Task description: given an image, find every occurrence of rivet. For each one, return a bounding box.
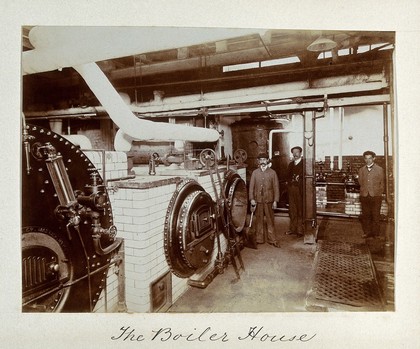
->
[67,159,72,163]
[40,189,45,193]
[44,180,49,184]
[59,138,63,142]
[40,129,44,133]
[38,168,43,172]
[53,134,57,138]
[65,141,69,145]
[47,131,51,135]
[53,193,57,197]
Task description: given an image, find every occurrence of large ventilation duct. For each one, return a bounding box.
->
[22,26,267,75]
[74,63,219,150]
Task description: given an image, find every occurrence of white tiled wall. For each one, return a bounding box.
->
[83,150,127,312]
[93,263,119,313]
[108,167,246,313]
[85,150,128,181]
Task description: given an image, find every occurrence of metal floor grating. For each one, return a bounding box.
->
[306,240,384,311]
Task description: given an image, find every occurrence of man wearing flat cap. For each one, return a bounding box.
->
[285,146,304,237]
[249,153,281,248]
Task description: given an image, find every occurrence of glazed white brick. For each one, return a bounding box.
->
[132,191,150,201]
[132,269,153,282]
[126,270,148,283]
[117,231,134,240]
[114,215,132,224]
[124,247,134,256]
[113,199,133,208]
[125,287,147,303]
[125,262,135,272]
[125,239,151,250]
[124,223,150,233]
[111,206,123,216]
[123,207,150,217]
[132,216,154,226]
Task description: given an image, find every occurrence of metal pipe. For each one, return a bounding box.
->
[74,63,220,151]
[329,107,335,171]
[23,94,390,121]
[338,107,344,170]
[268,128,290,158]
[383,103,390,204]
[115,239,127,312]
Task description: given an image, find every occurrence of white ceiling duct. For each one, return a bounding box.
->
[22,26,267,75]
[74,62,220,150]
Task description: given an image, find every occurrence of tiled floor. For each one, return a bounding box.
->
[168,213,394,313]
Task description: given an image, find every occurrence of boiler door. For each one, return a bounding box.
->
[164,179,217,278]
[223,170,248,234]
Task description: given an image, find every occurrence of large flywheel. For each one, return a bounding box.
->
[164,179,217,278]
[22,124,120,312]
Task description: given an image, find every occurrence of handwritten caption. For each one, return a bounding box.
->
[111,326,317,343]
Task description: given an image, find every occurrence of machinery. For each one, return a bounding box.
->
[22,123,122,312]
[163,149,247,284]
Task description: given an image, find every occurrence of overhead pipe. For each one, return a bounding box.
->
[329,107,335,171]
[383,102,390,203]
[24,94,390,122]
[73,63,220,151]
[23,26,266,75]
[338,106,344,170]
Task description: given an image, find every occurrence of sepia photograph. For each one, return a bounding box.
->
[1,1,420,348]
[21,26,396,314]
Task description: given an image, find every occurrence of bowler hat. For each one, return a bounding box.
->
[291,146,302,153]
[257,153,269,159]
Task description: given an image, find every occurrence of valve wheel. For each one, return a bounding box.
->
[199,148,217,168]
[233,149,247,165]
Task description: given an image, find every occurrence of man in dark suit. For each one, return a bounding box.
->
[357,150,385,238]
[285,146,304,237]
[249,153,280,248]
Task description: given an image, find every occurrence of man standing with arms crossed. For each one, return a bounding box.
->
[358,150,385,238]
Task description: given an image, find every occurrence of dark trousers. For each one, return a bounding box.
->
[288,185,303,234]
[255,202,276,244]
[360,195,382,236]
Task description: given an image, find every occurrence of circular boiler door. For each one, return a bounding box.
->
[178,190,216,269]
[164,179,216,278]
[224,170,248,234]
